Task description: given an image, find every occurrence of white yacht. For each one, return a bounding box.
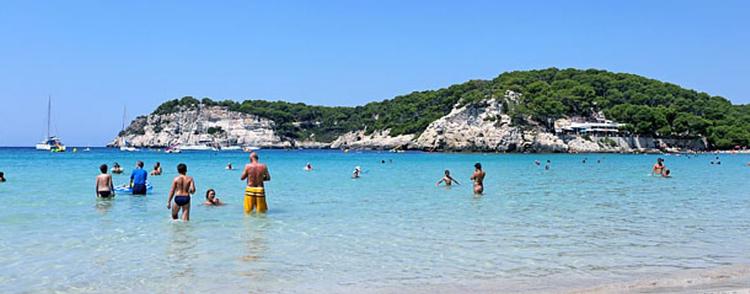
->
[35,96,66,152]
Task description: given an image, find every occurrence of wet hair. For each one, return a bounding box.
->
[0,171,4,178]
[155,162,160,167]
[444,169,450,175]
[546,160,551,163]
[205,188,215,199]
[137,161,144,168]
[664,169,671,176]
[100,164,108,173]
[474,163,482,170]
[177,163,187,174]
[114,162,120,167]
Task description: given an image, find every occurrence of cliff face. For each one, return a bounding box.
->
[110,106,289,148]
[112,92,707,152]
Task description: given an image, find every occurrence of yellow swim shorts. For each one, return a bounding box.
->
[244,187,267,213]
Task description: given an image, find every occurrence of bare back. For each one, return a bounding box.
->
[172,175,195,196]
[242,163,269,187]
[96,174,112,192]
[471,170,485,185]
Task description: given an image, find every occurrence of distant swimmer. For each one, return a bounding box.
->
[582,158,588,164]
[304,162,313,171]
[470,163,485,194]
[0,171,5,182]
[226,163,233,170]
[545,160,551,170]
[151,162,162,176]
[167,163,195,221]
[95,164,115,198]
[130,161,148,195]
[111,162,123,174]
[241,152,270,213]
[381,160,386,164]
[204,189,223,206]
[534,160,541,166]
[661,168,672,178]
[436,169,460,186]
[352,166,362,179]
[652,158,665,176]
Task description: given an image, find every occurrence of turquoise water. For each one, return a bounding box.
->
[1,148,749,293]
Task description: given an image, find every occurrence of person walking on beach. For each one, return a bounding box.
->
[130,161,148,195]
[167,163,195,221]
[652,158,665,176]
[241,152,270,213]
[151,162,162,176]
[95,164,114,198]
[470,163,485,194]
[436,169,460,186]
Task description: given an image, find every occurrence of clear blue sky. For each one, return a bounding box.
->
[1,0,748,146]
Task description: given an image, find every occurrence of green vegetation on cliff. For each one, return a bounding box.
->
[151,68,750,149]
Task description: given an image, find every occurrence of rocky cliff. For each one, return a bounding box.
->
[112,91,707,152]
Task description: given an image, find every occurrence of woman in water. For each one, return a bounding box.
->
[111,162,123,174]
[470,163,485,194]
[151,162,162,176]
[203,189,223,206]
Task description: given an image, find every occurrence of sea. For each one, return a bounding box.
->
[0,148,749,293]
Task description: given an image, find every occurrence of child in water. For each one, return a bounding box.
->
[661,169,672,178]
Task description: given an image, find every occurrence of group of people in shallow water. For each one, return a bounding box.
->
[93,152,270,221]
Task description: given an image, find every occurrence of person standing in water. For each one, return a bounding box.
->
[130,161,148,195]
[304,162,313,171]
[545,160,551,170]
[352,166,362,179]
[470,163,485,194]
[241,152,270,213]
[652,158,665,176]
[151,162,162,176]
[95,164,115,198]
[436,170,460,186]
[167,163,195,221]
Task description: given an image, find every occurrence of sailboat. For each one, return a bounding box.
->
[35,96,66,152]
[119,106,140,152]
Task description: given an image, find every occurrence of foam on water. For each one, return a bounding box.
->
[0,148,748,293]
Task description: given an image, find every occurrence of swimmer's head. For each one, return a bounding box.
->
[177,163,187,174]
[250,152,259,162]
[114,162,120,167]
[100,164,108,173]
[664,169,671,176]
[137,161,144,168]
[444,169,450,175]
[206,188,215,200]
[474,163,482,170]
[155,162,160,167]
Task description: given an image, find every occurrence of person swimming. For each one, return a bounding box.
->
[470,163,485,194]
[241,152,271,214]
[151,162,162,176]
[204,189,223,206]
[534,160,541,166]
[0,171,5,182]
[352,166,362,179]
[436,169,460,186]
[226,163,233,170]
[304,162,313,171]
[111,162,123,174]
[652,158,665,176]
[545,160,551,170]
[167,163,195,221]
[95,164,115,198]
[661,168,672,178]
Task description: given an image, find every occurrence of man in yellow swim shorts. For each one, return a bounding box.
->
[241,152,271,213]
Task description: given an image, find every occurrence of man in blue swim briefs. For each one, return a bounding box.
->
[130,161,148,195]
[167,163,195,221]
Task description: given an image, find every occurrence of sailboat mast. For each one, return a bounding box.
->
[47,96,51,138]
[122,106,126,131]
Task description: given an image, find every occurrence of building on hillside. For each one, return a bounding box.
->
[554,117,623,136]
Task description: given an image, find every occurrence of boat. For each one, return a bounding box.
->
[114,183,154,193]
[35,96,66,152]
[181,144,217,151]
[165,145,181,153]
[221,146,242,151]
[243,146,261,152]
[118,107,140,152]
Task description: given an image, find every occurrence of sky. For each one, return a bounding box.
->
[0,0,748,146]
